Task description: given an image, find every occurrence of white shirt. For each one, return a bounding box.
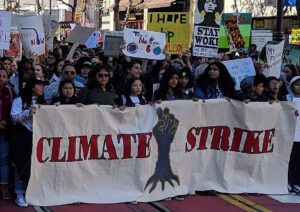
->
[11,97,37,132]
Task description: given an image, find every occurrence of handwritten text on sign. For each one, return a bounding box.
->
[148,12,190,55]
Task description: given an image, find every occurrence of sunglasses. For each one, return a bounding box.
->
[64,71,76,75]
[97,73,109,78]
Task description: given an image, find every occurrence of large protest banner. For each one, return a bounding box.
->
[264,41,285,78]
[222,58,256,90]
[15,15,46,56]
[147,12,190,55]
[218,13,252,51]
[193,0,224,57]
[0,11,12,50]
[122,28,166,60]
[282,44,300,66]
[27,100,296,206]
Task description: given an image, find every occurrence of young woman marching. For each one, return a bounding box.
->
[10,77,47,207]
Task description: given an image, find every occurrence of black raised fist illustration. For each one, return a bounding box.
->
[144,107,180,193]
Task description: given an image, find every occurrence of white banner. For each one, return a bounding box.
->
[27,100,296,206]
[193,0,224,57]
[16,16,45,56]
[0,11,12,50]
[222,58,256,90]
[122,28,166,60]
[265,41,285,78]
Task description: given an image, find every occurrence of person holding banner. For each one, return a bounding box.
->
[118,77,147,107]
[0,66,13,200]
[52,79,81,106]
[10,77,47,207]
[194,62,236,99]
[77,64,116,106]
[178,67,195,100]
[153,66,183,101]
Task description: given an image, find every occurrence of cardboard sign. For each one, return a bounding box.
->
[222,58,256,90]
[42,15,53,52]
[218,13,252,51]
[290,28,300,45]
[251,30,273,52]
[0,11,12,50]
[282,44,300,66]
[104,36,123,58]
[122,28,166,60]
[4,28,22,59]
[264,41,285,78]
[193,0,224,57]
[147,12,190,55]
[66,26,98,48]
[16,15,46,56]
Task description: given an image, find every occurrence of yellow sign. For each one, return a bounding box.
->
[291,28,300,45]
[147,12,191,55]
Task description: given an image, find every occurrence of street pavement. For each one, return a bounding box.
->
[1,194,300,211]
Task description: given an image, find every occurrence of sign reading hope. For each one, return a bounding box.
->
[148,12,190,55]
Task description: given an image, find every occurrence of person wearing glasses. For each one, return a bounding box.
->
[77,64,116,105]
[44,63,84,104]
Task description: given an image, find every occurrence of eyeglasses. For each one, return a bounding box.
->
[64,71,76,75]
[97,73,109,78]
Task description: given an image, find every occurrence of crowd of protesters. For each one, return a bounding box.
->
[0,40,299,207]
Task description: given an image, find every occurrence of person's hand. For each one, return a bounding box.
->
[155,100,162,104]
[120,41,126,50]
[224,97,231,102]
[243,99,251,104]
[295,110,299,117]
[192,97,199,102]
[54,102,60,107]
[76,103,84,107]
[119,106,127,111]
[29,106,37,118]
[0,120,7,130]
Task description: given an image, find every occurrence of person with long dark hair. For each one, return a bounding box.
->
[153,66,183,101]
[52,79,80,105]
[195,62,236,99]
[10,77,47,207]
[197,0,224,27]
[78,64,116,105]
[0,66,13,200]
[49,59,65,83]
[118,77,147,107]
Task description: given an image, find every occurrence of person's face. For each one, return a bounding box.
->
[91,58,100,65]
[179,77,189,88]
[107,58,114,68]
[131,79,143,96]
[252,83,264,96]
[128,63,142,78]
[11,61,17,73]
[0,70,8,87]
[293,80,300,95]
[32,84,44,96]
[204,0,217,13]
[96,69,109,87]
[47,55,56,65]
[23,66,34,81]
[2,60,11,71]
[57,61,64,74]
[61,83,75,98]
[81,66,91,78]
[208,64,220,80]
[63,66,76,80]
[168,74,178,88]
[34,65,44,79]
[283,67,293,80]
[267,80,280,94]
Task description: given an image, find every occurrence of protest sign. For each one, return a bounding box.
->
[218,13,252,51]
[222,58,256,90]
[193,0,224,57]
[104,36,123,58]
[16,15,45,56]
[122,28,166,60]
[27,100,296,206]
[147,12,190,55]
[66,26,99,48]
[3,27,22,59]
[282,44,300,66]
[42,15,53,52]
[264,41,285,78]
[290,28,300,45]
[251,30,273,52]
[0,11,12,50]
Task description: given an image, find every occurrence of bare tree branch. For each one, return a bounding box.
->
[58,0,75,10]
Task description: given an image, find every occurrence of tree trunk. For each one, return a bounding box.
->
[114,0,120,30]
